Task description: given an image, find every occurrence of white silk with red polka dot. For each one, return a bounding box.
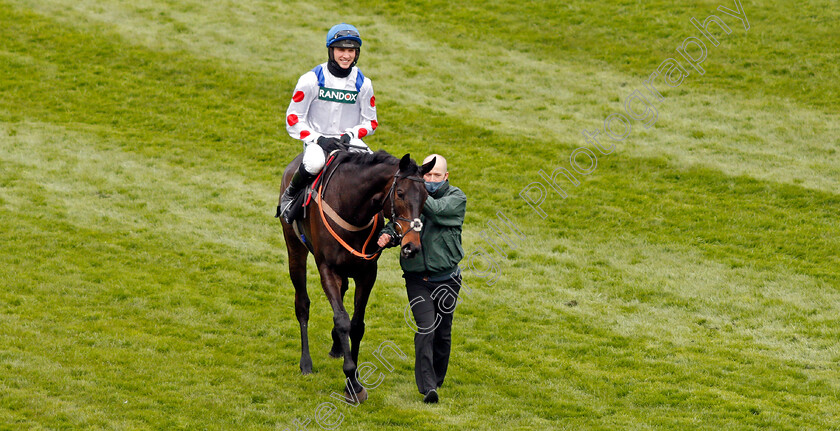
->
[285,62,377,148]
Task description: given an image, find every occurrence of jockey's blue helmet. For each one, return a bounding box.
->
[326,23,362,49]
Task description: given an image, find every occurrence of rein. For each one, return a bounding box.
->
[316,154,425,260]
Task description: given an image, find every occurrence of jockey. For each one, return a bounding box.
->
[278,23,378,223]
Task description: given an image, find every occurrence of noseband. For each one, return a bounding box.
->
[384,170,425,242]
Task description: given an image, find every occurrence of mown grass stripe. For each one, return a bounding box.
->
[6,1,840,193]
[353,0,840,112]
[2,1,839,429]
[0,3,280,173]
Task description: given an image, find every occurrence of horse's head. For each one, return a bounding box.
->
[385,154,436,259]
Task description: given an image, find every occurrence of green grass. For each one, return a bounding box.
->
[1,0,839,429]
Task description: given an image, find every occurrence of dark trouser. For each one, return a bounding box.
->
[404,273,461,394]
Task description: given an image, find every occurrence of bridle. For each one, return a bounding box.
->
[382,170,425,243]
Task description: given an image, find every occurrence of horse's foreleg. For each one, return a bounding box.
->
[350,268,376,368]
[318,264,364,397]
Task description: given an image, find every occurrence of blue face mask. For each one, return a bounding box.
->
[425,180,445,194]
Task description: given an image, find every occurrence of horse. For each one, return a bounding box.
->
[279,148,435,402]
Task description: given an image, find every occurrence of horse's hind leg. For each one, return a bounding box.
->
[283,223,312,374]
[329,276,349,358]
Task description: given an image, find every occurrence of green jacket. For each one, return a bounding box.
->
[382,180,466,278]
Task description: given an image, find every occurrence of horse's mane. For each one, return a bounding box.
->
[340,149,397,166]
[339,149,420,173]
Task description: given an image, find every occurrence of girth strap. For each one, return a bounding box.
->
[312,189,376,232]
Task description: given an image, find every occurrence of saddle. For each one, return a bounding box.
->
[285,145,374,253]
[275,139,370,220]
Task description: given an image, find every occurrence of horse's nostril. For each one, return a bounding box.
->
[401,243,422,258]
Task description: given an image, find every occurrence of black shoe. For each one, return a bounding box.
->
[278,166,316,223]
[423,389,438,404]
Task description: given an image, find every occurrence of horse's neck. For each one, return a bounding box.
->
[328,161,395,226]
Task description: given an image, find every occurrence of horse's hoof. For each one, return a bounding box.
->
[344,387,368,404]
[300,361,313,375]
[328,350,343,359]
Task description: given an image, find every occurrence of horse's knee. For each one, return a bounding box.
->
[295,297,310,321]
[295,295,310,307]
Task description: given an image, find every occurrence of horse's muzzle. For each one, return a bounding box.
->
[401,242,421,259]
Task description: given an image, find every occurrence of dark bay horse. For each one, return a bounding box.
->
[279,149,434,402]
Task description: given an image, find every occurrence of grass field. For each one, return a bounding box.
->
[1,0,839,429]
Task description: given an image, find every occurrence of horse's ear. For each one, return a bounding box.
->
[420,157,436,176]
[399,154,411,172]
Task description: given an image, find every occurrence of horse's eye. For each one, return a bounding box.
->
[396,190,405,199]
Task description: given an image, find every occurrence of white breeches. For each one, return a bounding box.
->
[302,143,325,175]
[301,139,370,175]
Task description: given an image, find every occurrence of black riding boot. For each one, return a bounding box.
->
[277,165,317,223]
